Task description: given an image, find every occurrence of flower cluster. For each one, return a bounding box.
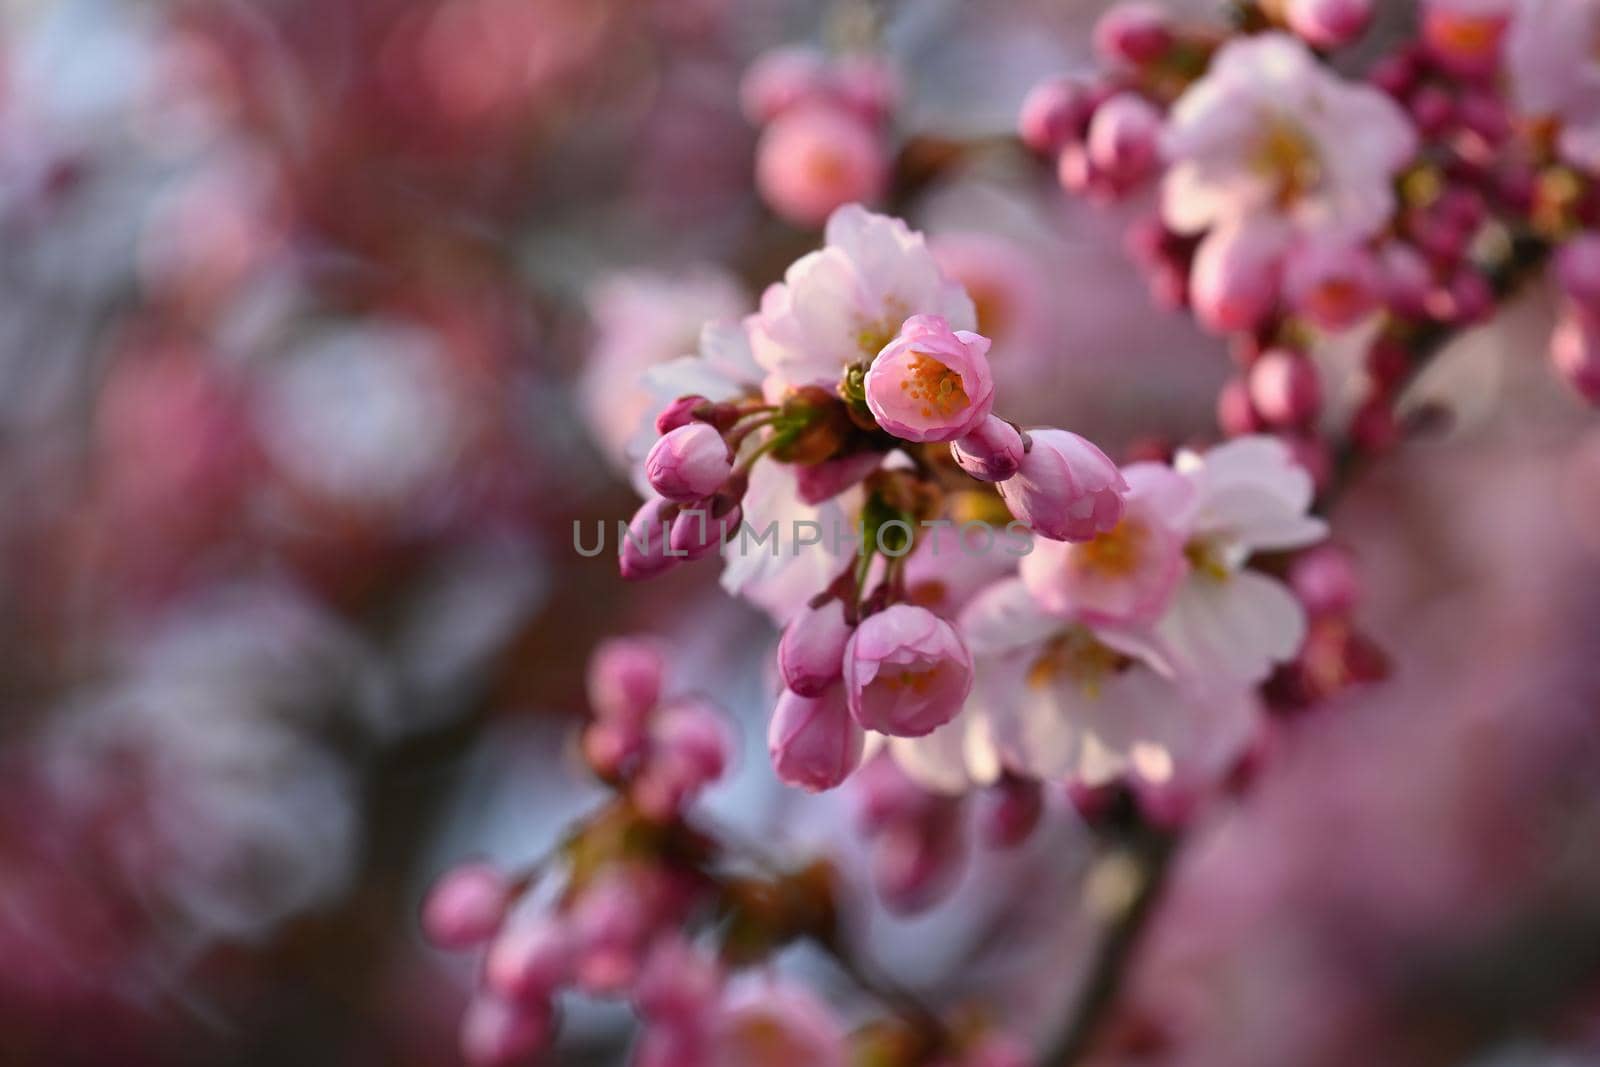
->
[424,638,1026,1067]
[743,47,899,228]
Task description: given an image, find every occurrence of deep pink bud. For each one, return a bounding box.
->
[1289,544,1361,616]
[865,314,995,443]
[1249,349,1322,427]
[655,394,711,436]
[1556,236,1600,315]
[1286,0,1373,48]
[633,935,723,1025]
[1458,88,1511,141]
[1284,235,1382,331]
[569,876,649,994]
[997,428,1127,542]
[756,104,887,229]
[1018,77,1094,155]
[485,914,573,1005]
[1093,2,1173,66]
[1216,376,1265,438]
[1380,241,1434,319]
[586,637,665,727]
[1190,225,1286,334]
[422,862,511,949]
[669,499,742,560]
[646,423,732,504]
[633,699,732,819]
[778,599,852,697]
[831,53,900,123]
[1552,311,1600,405]
[843,604,973,737]
[620,498,683,582]
[769,684,865,792]
[1409,84,1457,138]
[1086,92,1162,189]
[460,996,555,1067]
[952,415,1025,482]
[1350,395,1400,452]
[740,46,829,124]
[979,777,1044,848]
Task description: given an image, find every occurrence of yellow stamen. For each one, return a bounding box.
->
[1251,117,1322,209]
[1027,629,1130,699]
[1184,540,1231,582]
[1074,520,1148,579]
[897,352,970,419]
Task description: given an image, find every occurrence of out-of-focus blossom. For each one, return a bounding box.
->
[1161,34,1417,240]
[1286,0,1375,49]
[1423,0,1513,79]
[1507,0,1600,172]
[756,104,888,229]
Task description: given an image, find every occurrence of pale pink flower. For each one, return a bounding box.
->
[645,422,733,503]
[768,684,866,791]
[778,599,852,697]
[952,415,1025,482]
[864,314,995,442]
[748,205,975,400]
[1161,34,1417,240]
[844,604,974,737]
[1507,0,1600,173]
[1019,462,1194,628]
[997,429,1128,542]
[755,104,888,229]
[1156,437,1328,684]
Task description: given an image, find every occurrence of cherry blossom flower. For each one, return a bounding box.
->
[1505,0,1600,173]
[748,205,976,400]
[844,604,975,738]
[864,314,996,442]
[1161,34,1417,241]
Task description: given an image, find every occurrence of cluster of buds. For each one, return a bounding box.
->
[426,638,1034,1065]
[742,46,899,228]
[1265,544,1390,711]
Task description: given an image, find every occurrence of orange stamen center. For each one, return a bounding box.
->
[899,352,970,420]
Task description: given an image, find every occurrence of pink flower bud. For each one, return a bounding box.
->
[1216,376,1266,437]
[1093,2,1173,66]
[1286,0,1373,48]
[979,777,1044,848]
[795,451,882,505]
[864,314,995,443]
[778,599,852,697]
[768,684,866,791]
[1191,225,1286,335]
[485,914,573,1005]
[1086,92,1162,188]
[756,104,887,229]
[460,995,555,1067]
[655,394,711,436]
[634,935,723,1025]
[1284,235,1382,332]
[1018,76,1094,155]
[422,862,511,949]
[952,414,1026,482]
[1556,236,1600,315]
[646,423,732,504]
[1380,241,1434,319]
[1248,349,1322,427]
[633,699,732,819]
[740,46,829,124]
[620,498,683,582]
[1289,544,1361,616]
[844,604,973,737]
[1552,311,1600,405]
[997,429,1127,542]
[831,54,900,123]
[569,876,649,994]
[669,499,742,560]
[582,719,646,779]
[586,637,665,727]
